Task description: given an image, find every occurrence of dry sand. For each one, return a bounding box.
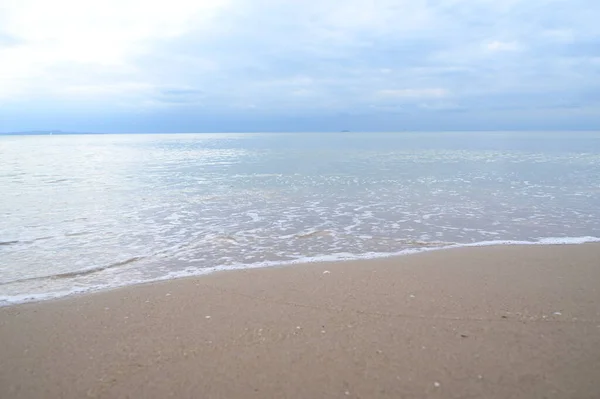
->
[1,244,600,398]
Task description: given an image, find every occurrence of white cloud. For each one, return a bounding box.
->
[320,0,436,35]
[0,0,229,100]
[377,88,448,98]
[485,40,521,52]
[541,29,575,43]
[64,82,155,96]
[291,89,315,97]
[1,0,599,130]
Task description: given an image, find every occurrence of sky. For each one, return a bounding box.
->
[1,0,599,133]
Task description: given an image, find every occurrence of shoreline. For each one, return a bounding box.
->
[2,243,600,398]
[2,235,600,307]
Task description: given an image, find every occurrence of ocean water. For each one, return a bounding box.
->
[1,132,599,304]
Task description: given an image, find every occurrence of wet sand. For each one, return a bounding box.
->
[1,244,600,398]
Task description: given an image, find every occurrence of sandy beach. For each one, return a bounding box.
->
[1,244,599,398]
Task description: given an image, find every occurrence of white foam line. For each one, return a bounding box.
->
[1,235,599,306]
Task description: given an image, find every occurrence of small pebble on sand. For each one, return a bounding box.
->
[323,270,331,274]
[434,382,441,388]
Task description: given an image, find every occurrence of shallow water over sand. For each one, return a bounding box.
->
[1,132,600,303]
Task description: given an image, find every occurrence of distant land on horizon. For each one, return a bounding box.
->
[0,130,96,136]
[0,130,360,136]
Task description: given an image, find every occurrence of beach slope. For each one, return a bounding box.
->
[1,244,600,398]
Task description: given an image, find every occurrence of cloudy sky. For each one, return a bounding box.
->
[1,0,599,132]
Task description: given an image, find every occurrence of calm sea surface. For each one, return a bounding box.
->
[1,132,599,304]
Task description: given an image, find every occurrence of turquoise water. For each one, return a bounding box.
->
[1,132,599,303]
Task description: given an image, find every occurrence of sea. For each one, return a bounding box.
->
[1,131,599,305]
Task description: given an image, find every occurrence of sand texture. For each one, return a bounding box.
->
[1,244,600,398]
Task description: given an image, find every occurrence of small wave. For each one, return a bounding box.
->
[246,212,262,222]
[461,236,600,247]
[216,235,239,244]
[0,256,145,286]
[22,236,55,244]
[64,231,92,237]
[2,236,600,306]
[404,240,454,248]
[2,236,57,246]
[55,257,145,278]
[295,230,332,239]
[62,217,88,223]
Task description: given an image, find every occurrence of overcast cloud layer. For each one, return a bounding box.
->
[1,0,599,132]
